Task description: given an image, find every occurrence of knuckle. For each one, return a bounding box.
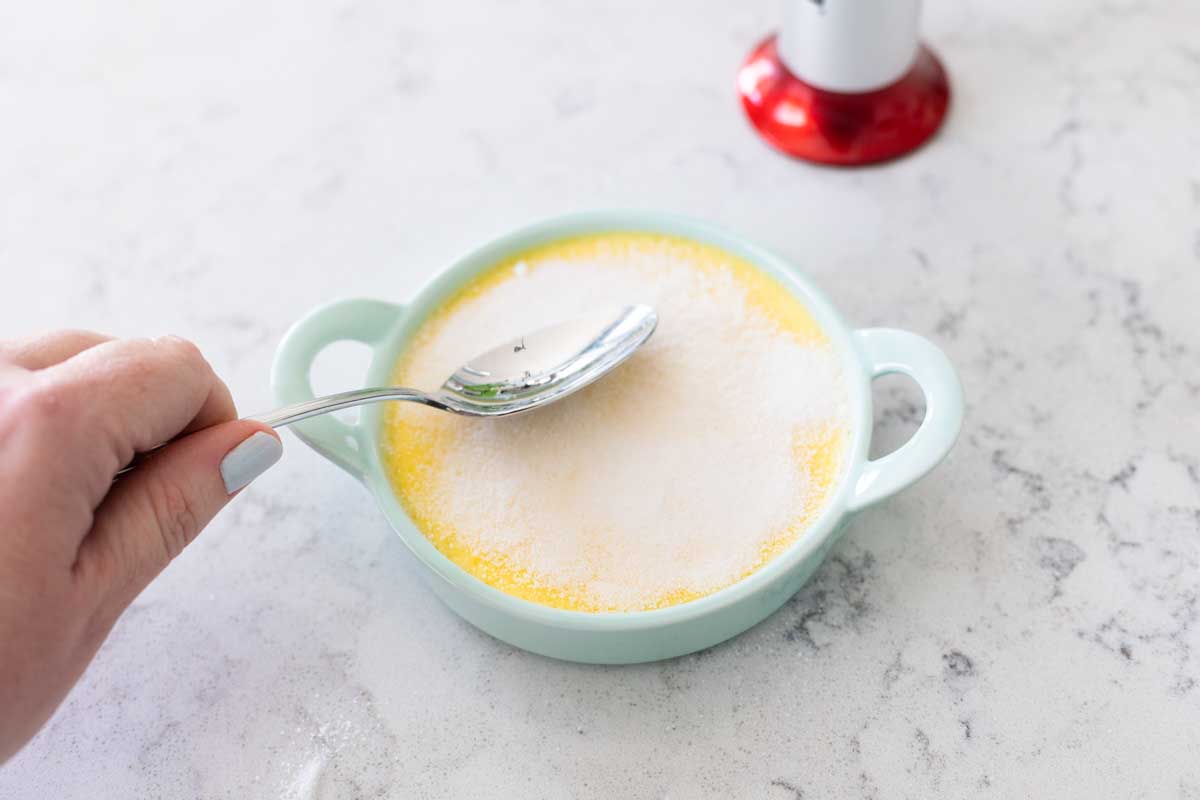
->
[1,378,74,429]
[121,335,211,391]
[118,337,159,379]
[146,476,201,564]
[0,379,103,472]
[159,334,227,400]
[155,335,207,369]
[154,335,219,391]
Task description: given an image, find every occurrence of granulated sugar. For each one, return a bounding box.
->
[382,233,849,612]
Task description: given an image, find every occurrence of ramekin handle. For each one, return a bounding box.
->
[270,298,404,481]
[848,328,964,512]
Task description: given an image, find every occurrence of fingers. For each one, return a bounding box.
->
[75,420,282,619]
[0,330,113,370]
[37,336,238,489]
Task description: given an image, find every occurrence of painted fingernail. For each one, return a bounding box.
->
[220,431,283,494]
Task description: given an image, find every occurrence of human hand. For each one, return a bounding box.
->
[0,331,282,762]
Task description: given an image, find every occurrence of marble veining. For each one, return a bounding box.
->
[1,0,1198,797]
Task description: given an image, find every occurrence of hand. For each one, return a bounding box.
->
[0,331,282,762]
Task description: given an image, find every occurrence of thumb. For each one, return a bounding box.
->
[77,420,282,616]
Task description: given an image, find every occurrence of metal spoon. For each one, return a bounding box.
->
[115,305,657,476]
[255,303,658,425]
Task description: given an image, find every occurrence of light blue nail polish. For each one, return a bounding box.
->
[220,431,283,494]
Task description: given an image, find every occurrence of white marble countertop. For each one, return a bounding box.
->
[2,0,1199,796]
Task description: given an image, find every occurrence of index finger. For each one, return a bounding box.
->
[38,336,238,493]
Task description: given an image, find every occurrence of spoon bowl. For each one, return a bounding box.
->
[438,304,658,416]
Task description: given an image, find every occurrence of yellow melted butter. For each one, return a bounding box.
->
[382,232,846,612]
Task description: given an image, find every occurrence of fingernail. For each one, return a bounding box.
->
[220,431,283,494]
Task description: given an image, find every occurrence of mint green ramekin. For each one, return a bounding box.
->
[271,211,963,664]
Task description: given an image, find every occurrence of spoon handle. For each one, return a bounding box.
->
[248,386,433,427]
[114,387,434,477]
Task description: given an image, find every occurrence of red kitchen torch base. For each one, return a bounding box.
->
[737,36,950,166]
